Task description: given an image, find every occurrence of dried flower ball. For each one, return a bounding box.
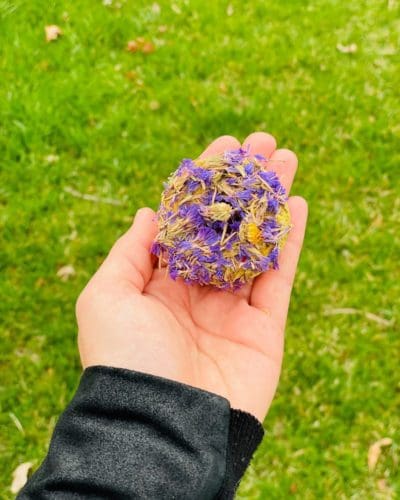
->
[151,147,292,290]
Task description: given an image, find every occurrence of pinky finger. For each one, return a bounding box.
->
[250,196,308,331]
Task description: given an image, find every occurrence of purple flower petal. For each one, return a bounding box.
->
[224,147,249,166]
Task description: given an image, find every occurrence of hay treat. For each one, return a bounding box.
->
[151,148,291,290]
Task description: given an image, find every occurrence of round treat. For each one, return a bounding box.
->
[151,148,291,290]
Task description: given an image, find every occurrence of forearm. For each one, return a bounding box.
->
[18,366,264,499]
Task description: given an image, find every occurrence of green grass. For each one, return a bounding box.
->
[1,0,399,497]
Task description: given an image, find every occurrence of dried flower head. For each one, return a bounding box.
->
[152,148,291,290]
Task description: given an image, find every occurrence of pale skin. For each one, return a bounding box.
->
[77,132,308,422]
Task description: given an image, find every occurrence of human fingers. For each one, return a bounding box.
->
[250,196,308,332]
[242,131,277,159]
[267,148,298,194]
[101,207,158,291]
[199,135,241,158]
[242,132,298,195]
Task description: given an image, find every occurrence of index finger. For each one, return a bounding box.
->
[242,132,298,194]
[199,135,241,158]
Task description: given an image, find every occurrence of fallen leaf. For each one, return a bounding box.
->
[45,25,62,42]
[368,437,393,471]
[142,41,155,54]
[226,4,234,16]
[149,100,160,110]
[125,70,138,81]
[127,40,139,53]
[152,2,161,14]
[158,25,168,33]
[127,39,155,54]
[10,462,33,494]
[57,264,75,281]
[336,42,357,54]
[289,483,298,494]
[44,154,59,163]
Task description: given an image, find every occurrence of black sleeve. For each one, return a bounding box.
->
[18,366,264,500]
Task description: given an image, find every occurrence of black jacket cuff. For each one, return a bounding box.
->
[19,365,264,499]
[216,409,265,498]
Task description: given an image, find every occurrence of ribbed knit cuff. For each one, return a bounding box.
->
[216,408,264,499]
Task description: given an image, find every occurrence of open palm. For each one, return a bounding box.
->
[77,133,307,421]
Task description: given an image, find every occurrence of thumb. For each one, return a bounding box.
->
[102,207,158,291]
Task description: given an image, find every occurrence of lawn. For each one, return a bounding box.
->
[1,0,399,497]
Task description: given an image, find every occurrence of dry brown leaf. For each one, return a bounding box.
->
[337,43,357,54]
[45,25,62,42]
[125,70,138,80]
[142,41,155,54]
[368,437,393,471]
[127,39,155,54]
[57,264,75,281]
[152,2,161,14]
[127,40,139,53]
[149,100,160,111]
[10,462,33,494]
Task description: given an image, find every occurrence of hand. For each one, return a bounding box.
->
[76,133,308,422]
